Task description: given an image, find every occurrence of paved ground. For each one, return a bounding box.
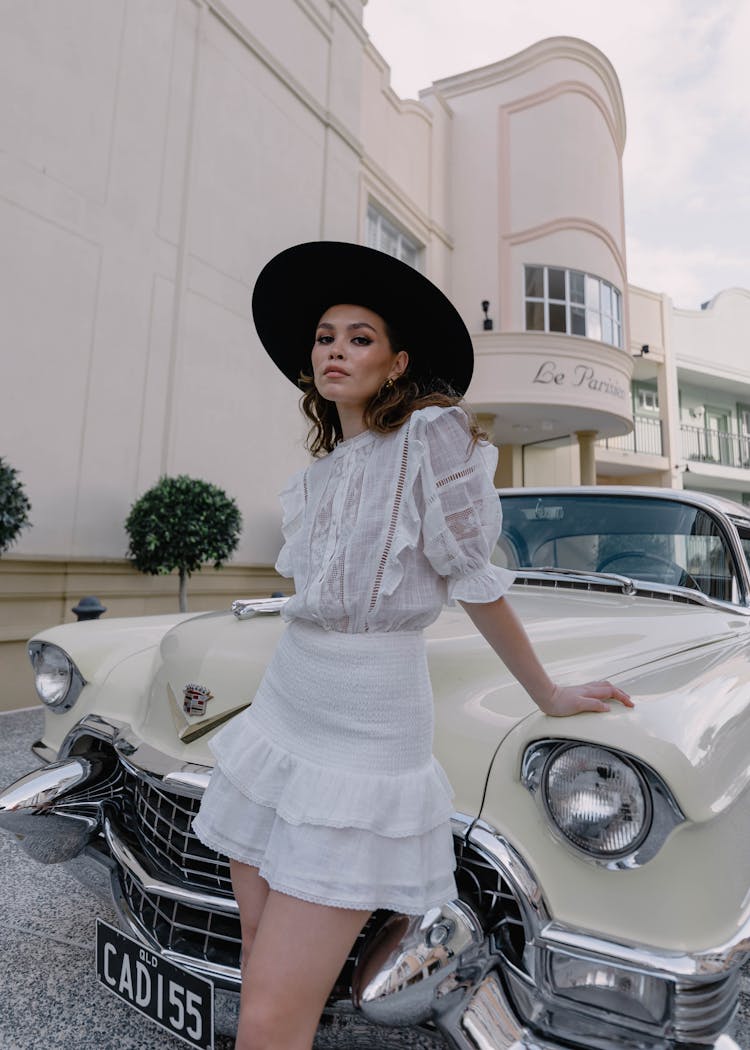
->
[1,707,749,1049]
[0,708,233,1050]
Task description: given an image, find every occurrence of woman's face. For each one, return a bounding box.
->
[311,304,408,414]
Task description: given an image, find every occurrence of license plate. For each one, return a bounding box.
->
[96,919,214,1049]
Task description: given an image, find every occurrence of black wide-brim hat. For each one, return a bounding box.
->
[251,241,474,396]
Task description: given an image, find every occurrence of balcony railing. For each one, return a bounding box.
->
[598,415,663,456]
[681,424,750,470]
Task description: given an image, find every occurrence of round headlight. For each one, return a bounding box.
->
[28,642,84,711]
[543,744,651,858]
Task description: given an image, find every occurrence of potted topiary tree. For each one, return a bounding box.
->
[125,475,242,612]
[0,458,32,555]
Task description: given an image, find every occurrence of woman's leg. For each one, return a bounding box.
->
[233,884,370,1050]
[231,860,274,1049]
[230,860,271,986]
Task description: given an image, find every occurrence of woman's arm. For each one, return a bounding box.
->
[459,595,633,716]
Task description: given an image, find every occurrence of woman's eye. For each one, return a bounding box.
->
[316,334,333,344]
[352,336,372,346]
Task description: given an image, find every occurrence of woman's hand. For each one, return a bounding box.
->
[533,680,634,717]
[460,596,634,717]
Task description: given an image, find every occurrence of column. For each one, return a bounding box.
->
[576,430,598,485]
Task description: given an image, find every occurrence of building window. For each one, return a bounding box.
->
[634,383,659,413]
[367,203,421,268]
[524,265,623,349]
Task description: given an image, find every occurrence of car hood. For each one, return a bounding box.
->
[131,586,750,817]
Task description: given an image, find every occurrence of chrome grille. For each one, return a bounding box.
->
[131,774,233,894]
[122,870,241,969]
[454,834,527,971]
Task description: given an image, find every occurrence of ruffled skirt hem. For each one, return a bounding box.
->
[210,727,454,838]
[192,768,457,915]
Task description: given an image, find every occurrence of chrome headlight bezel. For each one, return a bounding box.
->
[521,740,685,869]
[27,641,86,713]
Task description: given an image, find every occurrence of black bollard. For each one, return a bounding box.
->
[72,596,107,621]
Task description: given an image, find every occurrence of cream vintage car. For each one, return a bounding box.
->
[2,486,750,1050]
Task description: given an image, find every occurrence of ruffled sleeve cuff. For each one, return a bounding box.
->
[274,468,307,579]
[446,564,516,606]
[274,548,295,578]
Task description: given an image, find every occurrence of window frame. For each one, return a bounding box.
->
[366,202,422,269]
[524,264,623,349]
[633,381,660,415]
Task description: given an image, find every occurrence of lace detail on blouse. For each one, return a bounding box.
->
[369,428,410,618]
[277,406,515,633]
[435,464,478,488]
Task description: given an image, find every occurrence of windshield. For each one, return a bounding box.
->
[493,494,739,603]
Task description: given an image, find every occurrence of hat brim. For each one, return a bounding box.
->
[251,242,473,396]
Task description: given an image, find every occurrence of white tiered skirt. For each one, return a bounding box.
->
[192,619,457,913]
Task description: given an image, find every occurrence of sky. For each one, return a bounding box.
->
[362,0,750,309]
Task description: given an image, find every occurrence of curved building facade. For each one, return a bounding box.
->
[420,38,633,484]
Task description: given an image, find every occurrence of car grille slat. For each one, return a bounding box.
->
[128,773,234,894]
[122,870,243,967]
[453,834,527,970]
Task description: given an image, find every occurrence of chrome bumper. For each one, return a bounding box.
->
[0,716,746,1050]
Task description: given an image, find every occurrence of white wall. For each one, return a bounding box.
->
[673,289,750,383]
[1,0,371,564]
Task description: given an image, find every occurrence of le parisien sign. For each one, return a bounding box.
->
[532,359,627,402]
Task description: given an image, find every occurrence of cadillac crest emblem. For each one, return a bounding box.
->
[183,682,214,717]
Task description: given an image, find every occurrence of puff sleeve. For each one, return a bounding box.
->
[413,407,515,604]
[274,467,308,579]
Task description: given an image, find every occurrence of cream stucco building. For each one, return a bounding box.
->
[1,0,747,708]
[599,287,750,503]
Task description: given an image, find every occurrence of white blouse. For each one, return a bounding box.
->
[275,405,515,634]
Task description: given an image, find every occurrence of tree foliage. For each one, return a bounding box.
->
[0,458,32,555]
[125,475,242,611]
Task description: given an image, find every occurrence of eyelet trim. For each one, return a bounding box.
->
[435,464,478,488]
[368,426,411,619]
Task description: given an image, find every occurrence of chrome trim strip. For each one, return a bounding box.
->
[467,823,550,927]
[158,950,241,988]
[103,817,239,915]
[450,812,473,840]
[60,713,127,758]
[114,740,211,800]
[163,769,212,794]
[459,971,561,1050]
[231,596,289,618]
[517,567,638,595]
[512,569,750,614]
[31,740,57,763]
[540,923,750,981]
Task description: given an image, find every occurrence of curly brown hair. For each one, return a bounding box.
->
[298,321,485,457]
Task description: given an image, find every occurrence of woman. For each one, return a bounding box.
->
[193,241,633,1050]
